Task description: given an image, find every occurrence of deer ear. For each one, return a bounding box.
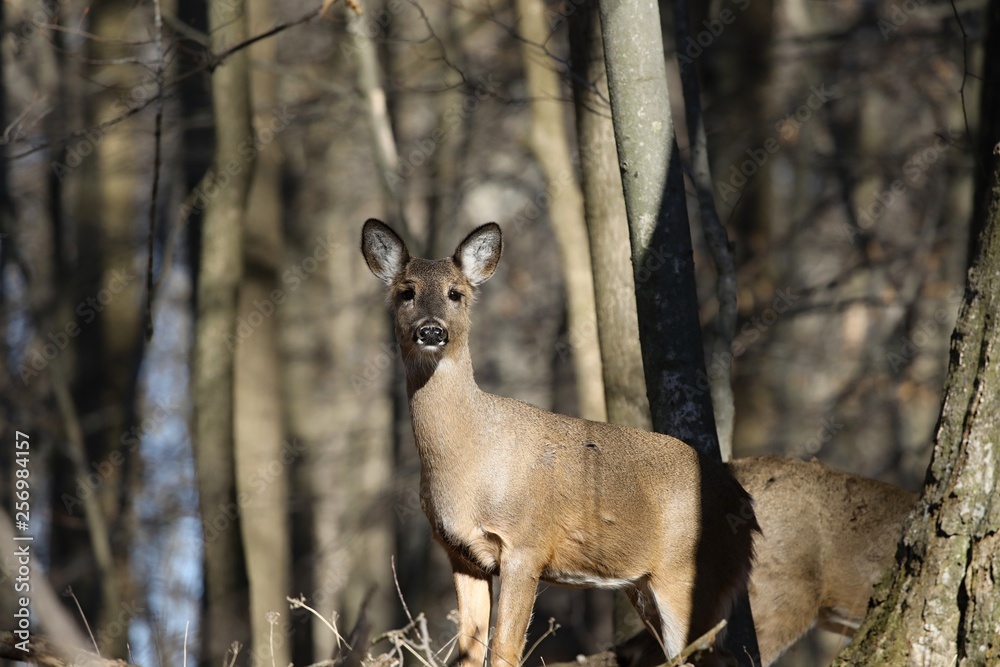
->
[454,223,503,286]
[362,219,409,284]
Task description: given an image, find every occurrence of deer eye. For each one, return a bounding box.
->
[400,288,415,301]
[448,289,463,302]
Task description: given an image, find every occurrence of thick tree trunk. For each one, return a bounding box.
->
[596,1,759,662]
[515,0,606,422]
[596,0,718,452]
[193,0,255,662]
[833,27,1000,662]
[568,0,650,432]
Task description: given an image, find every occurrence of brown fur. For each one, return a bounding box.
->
[728,457,916,666]
[362,219,759,667]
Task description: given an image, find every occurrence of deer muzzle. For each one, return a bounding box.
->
[414,320,449,348]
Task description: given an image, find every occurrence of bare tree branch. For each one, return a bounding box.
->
[9,7,321,161]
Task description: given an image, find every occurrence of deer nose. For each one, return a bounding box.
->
[416,324,448,346]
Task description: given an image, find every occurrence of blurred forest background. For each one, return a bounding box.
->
[0,0,990,665]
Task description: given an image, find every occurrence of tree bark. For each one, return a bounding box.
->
[515,0,606,422]
[673,0,738,461]
[596,0,718,453]
[568,0,651,432]
[596,1,759,662]
[832,19,1000,662]
[232,0,291,660]
[193,0,255,662]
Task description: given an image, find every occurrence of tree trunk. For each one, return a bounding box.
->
[50,0,146,654]
[232,0,291,660]
[193,0,255,662]
[673,0,738,461]
[515,0,606,422]
[596,0,717,452]
[568,0,650,432]
[596,0,759,662]
[833,18,1000,662]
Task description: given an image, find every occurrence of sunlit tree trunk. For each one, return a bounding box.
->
[596,0,759,661]
[568,0,650,432]
[515,0,606,422]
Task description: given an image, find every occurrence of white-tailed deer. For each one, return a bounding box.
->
[362,219,759,667]
[727,457,916,666]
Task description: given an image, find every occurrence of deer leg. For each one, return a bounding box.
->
[450,554,493,667]
[491,552,540,667]
[625,578,685,660]
[644,576,692,662]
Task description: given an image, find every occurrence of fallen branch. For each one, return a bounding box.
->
[545,620,728,667]
[0,632,138,667]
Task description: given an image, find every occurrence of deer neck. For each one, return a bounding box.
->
[406,345,482,462]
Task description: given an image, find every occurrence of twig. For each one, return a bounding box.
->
[948,0,972,149]
[370,617,419,646]
[268,612,279,667]
[225,641,242,667]
[394,634,437,667]
[10,8,320,161]
[415,614,437,666]
[64,587,100,656]
[31,21,156,45]
[391,556,415,624]
[209,7,322,71]
[145,0,166,341]
[183,620,189,667]
[0,96,48,145]
[433,629,458,663]
[664,619,727,667]
[154,170,210,295]
[347,9,412,246]
[521,617,560,666]
[50,364,117,586]
[288,595,352,651]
